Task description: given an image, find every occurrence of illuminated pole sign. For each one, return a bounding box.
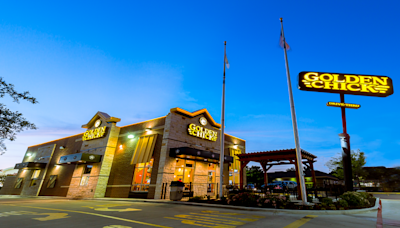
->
[298,72,394,97]
[298,71,393,192]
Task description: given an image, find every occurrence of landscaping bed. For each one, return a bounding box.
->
[188,191,376,210]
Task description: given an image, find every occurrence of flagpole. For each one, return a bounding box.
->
[280,18,307,205]
[219,41,226,199]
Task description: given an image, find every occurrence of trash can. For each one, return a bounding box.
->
[170,181,185,201]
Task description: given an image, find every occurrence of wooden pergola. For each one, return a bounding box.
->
[237,149,317,197]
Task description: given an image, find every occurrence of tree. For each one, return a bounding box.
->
[286,167,296,172]
[246,166,264,187]
[0,78,38,154]
[0,174,6,186]
[325,149,367,187]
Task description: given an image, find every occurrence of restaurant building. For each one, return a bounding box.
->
[0,108,245,199]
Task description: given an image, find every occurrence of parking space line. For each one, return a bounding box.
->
[283,215,318,228]
[12,205,171,228]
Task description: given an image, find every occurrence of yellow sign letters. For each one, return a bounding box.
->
[82,126,107,141]
[188,124,218,142]
[298,72,393,97]
[327,102,361,109]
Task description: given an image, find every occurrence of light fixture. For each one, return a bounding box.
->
[178,168,181,171]
[26,153,32,156]
[233,144,238,149]
[128,135,134,139]
[188,175,190,177]
[119,145,123,149]
[145,128,152,132]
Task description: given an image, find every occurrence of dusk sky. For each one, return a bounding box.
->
[0,1,398,173]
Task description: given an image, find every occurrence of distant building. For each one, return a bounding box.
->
[268,170,340,188]
[360,166,400,191]
[0,167,18,176]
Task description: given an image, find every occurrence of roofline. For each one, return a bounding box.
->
[28,133,83,148]
[224,133,246,142]
[119,116,167,128]
[170,107,221,128]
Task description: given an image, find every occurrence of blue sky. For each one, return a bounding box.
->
[0,1,399,173]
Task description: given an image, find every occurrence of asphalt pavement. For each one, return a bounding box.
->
[0,197,399,228]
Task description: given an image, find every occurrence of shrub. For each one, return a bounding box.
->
[258,192,290,208]
[228,192,259,207]
[189,196,202,202]
[220,196,226,202]
[337,199,349,208]
[340,192,370,207]
[321,198,333,205]
[358,192,370,199]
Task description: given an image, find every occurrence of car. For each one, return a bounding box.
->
[246,183,255,190]
[268,181,297,189]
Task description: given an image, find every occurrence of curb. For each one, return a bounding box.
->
[84,197,380,215]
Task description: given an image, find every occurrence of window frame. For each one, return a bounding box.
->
[131,159,154,192]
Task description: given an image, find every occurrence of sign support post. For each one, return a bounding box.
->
[339,94,353,192]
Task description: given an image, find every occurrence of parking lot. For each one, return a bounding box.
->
[1,197,399,228]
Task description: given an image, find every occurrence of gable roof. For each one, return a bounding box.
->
[170,107,221,128]
[81,111,121,129]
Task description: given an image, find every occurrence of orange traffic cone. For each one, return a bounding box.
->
[376,199,382,228]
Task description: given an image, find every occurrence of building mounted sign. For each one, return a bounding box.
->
[327,102,361,109]
[82,126,107,141]
[188,124,218,141]
[298,71,394,97]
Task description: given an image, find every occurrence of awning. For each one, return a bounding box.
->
[169,147,233,164]
[59,153,102,164]
[131,134,158,165]
[14,162,47,169]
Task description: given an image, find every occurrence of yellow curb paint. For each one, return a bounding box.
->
[284,215,318,228]
[13,205,171,228]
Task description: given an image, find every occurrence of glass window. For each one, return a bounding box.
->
[80,165,92,186]
[131,159,153,191]
[84,165,93,174]
[207,163,216,193]
[229,168,239,187]
[14,178,23,189]
[80,176,90,186]
[47,175,57,188]
[32,170,41,179]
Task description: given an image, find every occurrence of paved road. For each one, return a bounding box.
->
[0,198,399,228]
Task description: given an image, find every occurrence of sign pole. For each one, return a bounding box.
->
[219,41,226,199]
[339,94,353,192]
[280,18,307,205]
